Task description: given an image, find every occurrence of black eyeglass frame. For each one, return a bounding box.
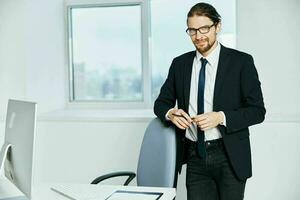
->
[186,23,217,36]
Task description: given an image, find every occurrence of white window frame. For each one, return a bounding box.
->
[64,0,152,109]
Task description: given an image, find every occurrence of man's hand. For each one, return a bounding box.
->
[192,112,224,131]
[168,109,193,130]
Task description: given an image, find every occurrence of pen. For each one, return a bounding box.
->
[172,113,194,119]
[172,113,195,125]
[172,113,183,117]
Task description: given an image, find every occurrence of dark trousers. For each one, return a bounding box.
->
[186,139,246,200]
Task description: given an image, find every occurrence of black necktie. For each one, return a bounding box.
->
[197,57,208,158]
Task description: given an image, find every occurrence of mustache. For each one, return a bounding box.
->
[195,38,209,42]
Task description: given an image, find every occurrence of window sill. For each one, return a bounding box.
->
[38,108,156,122]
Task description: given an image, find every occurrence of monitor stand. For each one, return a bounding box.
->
[0,144,11,172]
[0,144,28,200]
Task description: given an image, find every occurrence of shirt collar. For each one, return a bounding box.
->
[196,42,221,67]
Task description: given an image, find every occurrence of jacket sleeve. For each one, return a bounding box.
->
[154,59,177,124]
[224,55,266,133]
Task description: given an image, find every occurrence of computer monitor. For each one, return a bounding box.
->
[0,99,37,199]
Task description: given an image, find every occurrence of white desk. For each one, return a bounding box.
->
[0,178,176,200]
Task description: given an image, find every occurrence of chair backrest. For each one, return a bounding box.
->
[136,118,176,188]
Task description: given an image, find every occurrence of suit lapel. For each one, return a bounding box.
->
[213,45,231,108]
[183,51,196,111]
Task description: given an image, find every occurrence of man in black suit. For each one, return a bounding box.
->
[154,2,266,200]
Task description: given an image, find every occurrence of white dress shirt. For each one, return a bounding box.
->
[166,42,226,142]
[186,42,224,142]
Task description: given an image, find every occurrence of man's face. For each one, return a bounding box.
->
[187,16,220,56]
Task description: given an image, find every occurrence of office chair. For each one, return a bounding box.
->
[91,118,177,188]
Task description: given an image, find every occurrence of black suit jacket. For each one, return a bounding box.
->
[154,44,266,181]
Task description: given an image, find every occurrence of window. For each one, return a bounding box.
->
[66,0,236,107]
[68,3,144,102]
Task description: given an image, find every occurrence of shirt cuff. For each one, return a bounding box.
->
[165,108,174,121]
[219,111,227,126]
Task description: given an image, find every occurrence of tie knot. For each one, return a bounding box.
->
[200,57,208,66]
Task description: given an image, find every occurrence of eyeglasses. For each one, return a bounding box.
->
[186,23,216,36]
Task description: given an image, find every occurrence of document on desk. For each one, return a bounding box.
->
[105,190,163,200]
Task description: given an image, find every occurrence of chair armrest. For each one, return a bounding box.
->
[91,171,136,186]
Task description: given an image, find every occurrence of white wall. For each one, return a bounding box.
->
[235,0,300,199]
[0,0,300,199]
[34,118,151,184]
[0,0,66,117]
[237,0,300,118]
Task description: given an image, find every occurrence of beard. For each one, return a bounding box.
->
[194,37,216,55]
